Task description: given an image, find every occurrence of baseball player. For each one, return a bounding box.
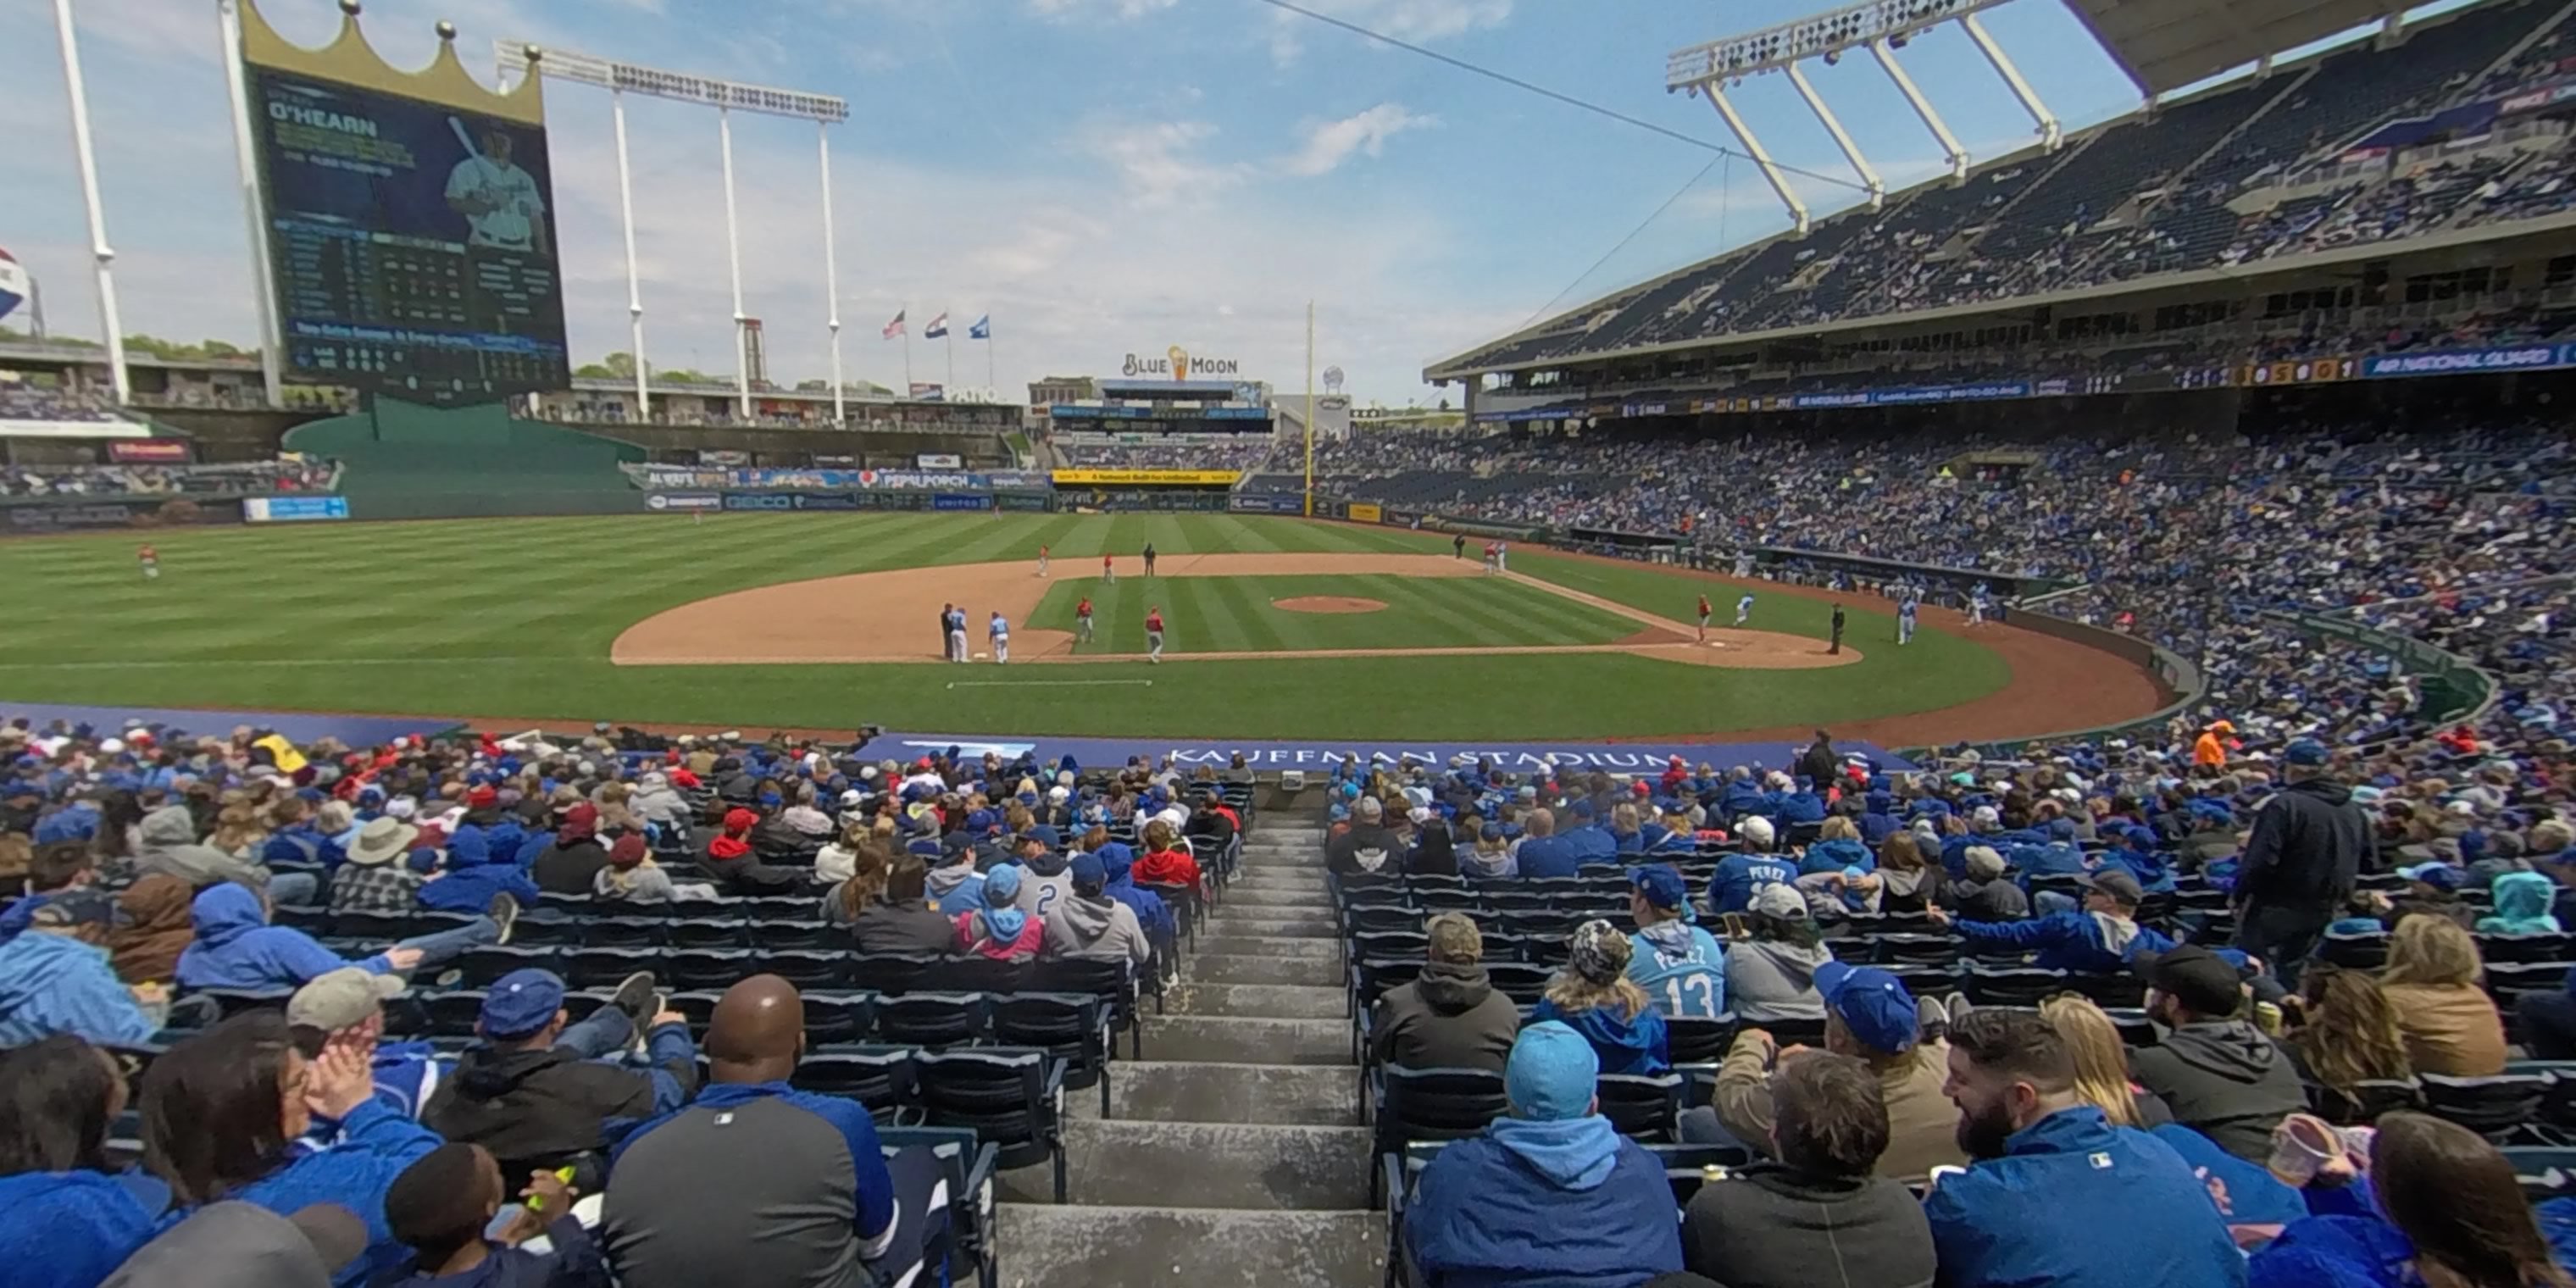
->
[1452,532,1467,559]
[1733,551,1754,578]
[945,605,968,663]
[1076,596,1095,643]
[1968,581,1990,627]
[1496,540,1508,572]
[1037,544,1050,577]
[1145,605,1165,664]
[1102,552,1116,584]
[1482,541,1499,575]
[989,611,1010,663]
[137,543,158,581]
[1734,593,1754,627]
[1696,593,1712,643]
[1897,595,1918,646]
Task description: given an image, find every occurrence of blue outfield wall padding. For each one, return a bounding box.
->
[864,732,1917,774]
[0,701,452,748]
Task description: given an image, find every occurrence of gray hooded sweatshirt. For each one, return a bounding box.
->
[1042,891,1152,964]
[135,805,273,891]
[1724,938,1833,1023]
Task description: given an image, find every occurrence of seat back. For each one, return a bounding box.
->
[1596,1073,1684,1141]
[848,952,938,995]
[1664,1013,1739,1066]
[1377,1066,1508,1153]
[790,1046,919,1124]
[1964,963,2070,1008]
[2421,1072,2550,1141]
[917,1049,1058,1169]
[875,992,988,1048]
[922,956,1032,993]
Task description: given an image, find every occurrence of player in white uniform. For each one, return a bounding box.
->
[945,606,969,663]
[443,126,549,254]
[989,612,1010,663]
[1734,593,1754,627]
[1897,596,1918,646]
[1967,582,1990,627]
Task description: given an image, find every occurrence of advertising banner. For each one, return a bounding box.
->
[986,470,1054,491]
[243,496,350,523]
[645,492,721,512]
[854,491,928,512]
[1347,502,1384,524]
[720,492,796,512]
[108,440,193,464]
[931,493,991,512]
[916,453,964,469]
[908,383,946,402]
[872,730,1914,774]
[4,499,243,532]
[640,465,991,491]
[790,492,861,511]
[2360,345,2568,378]
[997,493,1053,513]
[1229,494,1304,514]
[1049,469,1242,486]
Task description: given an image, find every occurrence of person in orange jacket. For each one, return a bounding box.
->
[2192,720,2236,772]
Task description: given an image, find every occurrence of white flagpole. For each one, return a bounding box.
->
[55,0,129,403]
[613,86,649,420]
[986,325,996,391]
[945,322,954,393]
[818,120,844,427]
[718,105,749,419]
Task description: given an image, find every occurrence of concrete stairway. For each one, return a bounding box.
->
[997,813,1384,1285]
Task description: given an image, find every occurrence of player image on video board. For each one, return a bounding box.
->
[250,67,570,402]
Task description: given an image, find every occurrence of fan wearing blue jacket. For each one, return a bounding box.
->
[1530,920,1669,1075]
[141,1011,446,1287]
[417,830,541,918]
[1710,819,1796,914]
[1925,1007,2246,1288]
[1927,868,2176,974]
[1625,866,1727,1019]
[0,891,166,1047]
[1797,816,1875,876]
[1404,1022,1683,1287]
[176,882,507,992]
[1557,800,1621,868]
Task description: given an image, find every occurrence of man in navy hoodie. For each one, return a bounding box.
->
[1513,809,1583,880]
[1403,1021,1682,1286]
[1925,868,2174,974]
[1924,1008,2245,1288]
[1557,801,1619,868]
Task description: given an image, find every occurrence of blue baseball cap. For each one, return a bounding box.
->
[1505,1021,1600,1121]
[2284,739,2332,767]
[480,969,567,1041]
[1070,852,1106,892]
[1630,864,1690,912]
[1813,960,1918,1054]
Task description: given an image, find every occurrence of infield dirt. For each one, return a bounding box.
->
[613,552,1859,669]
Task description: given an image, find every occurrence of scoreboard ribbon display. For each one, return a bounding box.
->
[1049,469,1243,486]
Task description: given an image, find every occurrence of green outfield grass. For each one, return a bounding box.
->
[0,512,2014,739]
[1024,573,1641,654]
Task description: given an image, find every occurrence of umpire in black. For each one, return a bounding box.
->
[1829,604,1846,654]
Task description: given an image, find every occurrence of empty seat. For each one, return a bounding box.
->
[1596,1073,1684,1141]
[667,949,755,993]
[582,917,663,949]
[1665,1013,1739,1066]
[1964,963,2070,1008]
[449,945,559,989]
[791,1046,920,1125]
[876,992,986,1049]
[2421,1072,2550,1142]
[990,991,1115,1116]
[802,992,874,1046]
[757,951,847,992]
[921,957,1031,994]
[917,1049,1068,1202]
[1485,963,1552,1007]
[1374,1066,1509,1207]
[667,919,750,950]
[848,953,937,995]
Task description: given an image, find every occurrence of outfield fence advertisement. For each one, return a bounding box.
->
[244,496,351,523]
[644,492,721,512]
[4,499,245,531]
[1048,469,1241,486]
[632,465,992,491]
[1347,502,1383,524]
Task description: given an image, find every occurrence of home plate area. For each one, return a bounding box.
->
[613,552,1858,669]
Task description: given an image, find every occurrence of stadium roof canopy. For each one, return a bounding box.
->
[2064,0,2407,96]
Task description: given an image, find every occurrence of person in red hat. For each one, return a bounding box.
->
[699,808,802,895]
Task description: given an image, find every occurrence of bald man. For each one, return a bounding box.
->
[602,975,947,1288]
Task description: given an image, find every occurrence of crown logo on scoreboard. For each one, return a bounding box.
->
[236,0,547,124]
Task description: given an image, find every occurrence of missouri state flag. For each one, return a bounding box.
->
[923,312,949,339]
[881,309,905,338]
[968,315,991,341]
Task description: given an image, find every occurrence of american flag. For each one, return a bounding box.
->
[881,310,906,339]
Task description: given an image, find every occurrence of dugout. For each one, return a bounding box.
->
[1563,525,1682,563]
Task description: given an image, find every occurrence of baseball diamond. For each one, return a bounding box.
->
[0,511,2151,743]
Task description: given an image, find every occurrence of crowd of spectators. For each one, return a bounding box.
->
[1057,434,1275,472]
[3,459,342,500]
[1322,713,2576,1285]
[2,384,124,424]
[0,719,1264,1287]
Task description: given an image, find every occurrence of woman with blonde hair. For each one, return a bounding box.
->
[813,820,869,886]
[2285,963,2414,1108]
[2040,995,2162,1129]
[208,801,266,859]
[1531,919,1669,1074]
[2379,913,2507,1076]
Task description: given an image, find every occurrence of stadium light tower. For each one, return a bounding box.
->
[497,43,850,424]
[1667,0,2061,233]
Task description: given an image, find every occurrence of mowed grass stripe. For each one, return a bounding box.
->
[1201,571,1290,652]
[1401,576,1574,647]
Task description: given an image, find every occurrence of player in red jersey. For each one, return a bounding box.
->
[1144,606,1165,663]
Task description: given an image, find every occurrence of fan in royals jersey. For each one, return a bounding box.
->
[1626,865,1728,1018]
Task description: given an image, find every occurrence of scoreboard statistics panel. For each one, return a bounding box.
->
[249,67,570,402]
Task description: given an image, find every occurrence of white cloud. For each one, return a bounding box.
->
[1029,0,1179,19]
[1280,103,1435,176]
[1078,118,1244,208]
[1268,0,1511,64]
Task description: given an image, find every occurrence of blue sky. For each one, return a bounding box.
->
[8,0,2190,402]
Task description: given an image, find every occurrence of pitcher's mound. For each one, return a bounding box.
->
[1274,596,1386,614]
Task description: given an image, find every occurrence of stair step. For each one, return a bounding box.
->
[1206,914,1337,937]
[1071,1059,1362,1124]
[1236,868,1327,888]
[1224,886,1336,909]
[1186,953,1342,987]
[1000,1119,1370,1208]
[996,1204,1383,1288]
[1165,981,1348,1019]
[1141,1013,1353,1064]
[1221,935,1340,959]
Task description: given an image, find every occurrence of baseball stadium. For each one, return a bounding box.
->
[8,0,2576,1284]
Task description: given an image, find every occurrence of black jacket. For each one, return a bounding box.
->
[531,839,611,894]
[1935,876,2029,922]
[1410,822,1458,878]
[424,1038,699,1173]
[852,902,959,953]
[2235,778,2370,912]
[1329,823,1402,875]
[1799,740,1839,790]
[2126,1019,2307,1163]
[1681,1162,1935,1288]
[1369,960,1519,1074]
